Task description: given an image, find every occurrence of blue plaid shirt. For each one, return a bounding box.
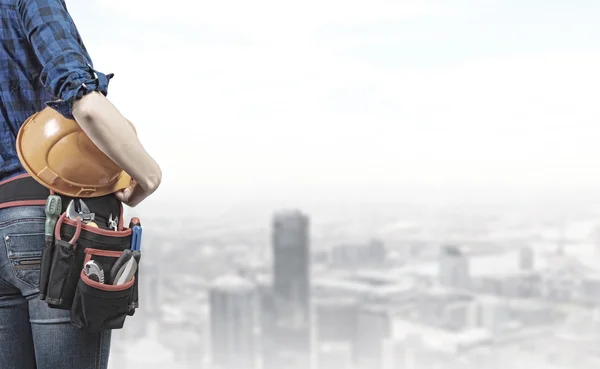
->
[0,0,113,181]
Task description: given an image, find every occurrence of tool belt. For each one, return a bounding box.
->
[0,173,141,334]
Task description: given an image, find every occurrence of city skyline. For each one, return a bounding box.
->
[108,201,600,369]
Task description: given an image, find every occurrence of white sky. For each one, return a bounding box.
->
[65,0,600,206]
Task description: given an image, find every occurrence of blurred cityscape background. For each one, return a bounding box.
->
[49,1,600,368]
[107,196,600,369]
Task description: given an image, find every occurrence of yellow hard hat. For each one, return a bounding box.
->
[16,107,135,198]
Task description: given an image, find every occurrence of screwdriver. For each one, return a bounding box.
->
[129,217,140,228]
[41,195,61,300]
[128,218,142,251]
[45,195,62,239]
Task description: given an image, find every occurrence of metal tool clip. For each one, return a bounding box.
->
[108,213,118,231]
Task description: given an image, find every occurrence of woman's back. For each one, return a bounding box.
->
[0,0,160,206]
[0,0,57,180]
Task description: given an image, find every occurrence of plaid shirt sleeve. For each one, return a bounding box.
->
[16,0,113,119]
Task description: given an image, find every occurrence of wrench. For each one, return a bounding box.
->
[66,199,95,223]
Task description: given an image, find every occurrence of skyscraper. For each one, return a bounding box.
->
[265,210,311,369]
[210,274,258,369]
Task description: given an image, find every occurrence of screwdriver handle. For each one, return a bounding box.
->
[45,195,62,238]
[128,217,141,228]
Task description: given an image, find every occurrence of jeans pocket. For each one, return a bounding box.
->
[3,233,44,289]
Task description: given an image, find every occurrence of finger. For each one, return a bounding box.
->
[115,187,131,202]
[122,187,147,208]
[114,191,125,202]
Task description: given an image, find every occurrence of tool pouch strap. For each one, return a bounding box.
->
[0,173,78,210]
[0,173,51,208]
[0,174,123,228]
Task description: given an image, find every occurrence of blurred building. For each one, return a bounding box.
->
[313,277,373,300]
[519,247,534,270]
[330,238,386,268]
[469,268,539,299]
[264,210,311,369]
[257,275,275,369]
[477,297,512,334]
[140,261,162,321]
[312,250,329,264]
[317,342,353,369]
[315,297,358,344]
[414,288,476,331]
[383,336,424,369]
[209,274,258,369]
[439,245,470,289]
[354,303,393,369]
[508,301,559,327]
[581,276,600,304]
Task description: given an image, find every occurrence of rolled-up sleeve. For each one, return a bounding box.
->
[17,0,113,118]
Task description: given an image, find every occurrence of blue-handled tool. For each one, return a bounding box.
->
[130,225,142,251]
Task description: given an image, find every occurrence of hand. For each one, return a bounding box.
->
[114,180,155,208]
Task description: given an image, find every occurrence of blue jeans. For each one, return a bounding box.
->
[0,206,111,369]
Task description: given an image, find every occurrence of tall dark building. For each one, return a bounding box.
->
[264,210,311,369]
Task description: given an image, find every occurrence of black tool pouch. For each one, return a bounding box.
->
[39,212,136,309]
[37,207,141,334]
[0,174,141,332]
[71,248,136,333]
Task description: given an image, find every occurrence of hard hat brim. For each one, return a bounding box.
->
[16,109,136,198]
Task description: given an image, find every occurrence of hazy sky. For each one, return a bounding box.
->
[66,0,600,206]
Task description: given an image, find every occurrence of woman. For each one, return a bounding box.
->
[0,0,161,368]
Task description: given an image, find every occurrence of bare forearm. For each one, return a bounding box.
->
[72,92,162,192]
